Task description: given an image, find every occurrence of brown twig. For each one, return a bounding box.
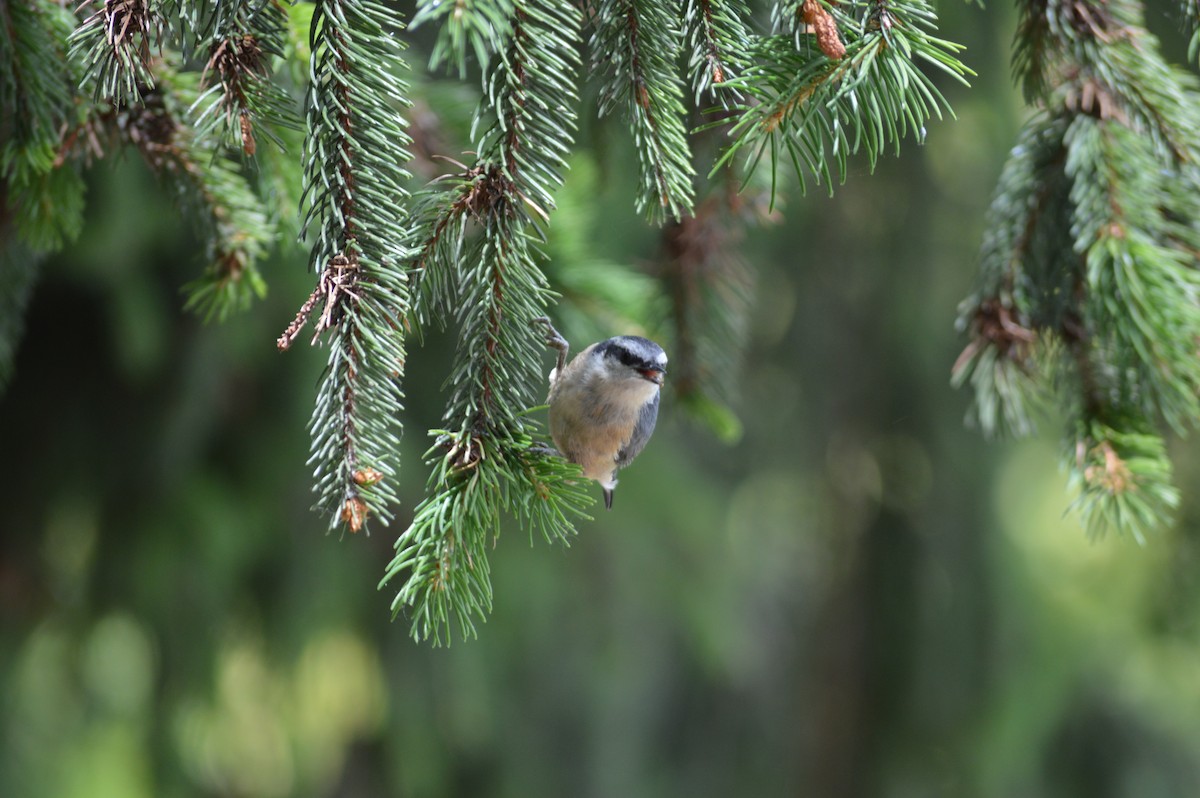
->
[276,252,361,350]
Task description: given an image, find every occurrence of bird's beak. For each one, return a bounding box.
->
[640,368,665,385]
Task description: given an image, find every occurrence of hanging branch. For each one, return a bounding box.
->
[382,0,590,643]
[69,0,163,103]
[190,0,298,157]
[54,2,292,321]
[410,0,516,76]
[182,0,307,286]
[0,0,70,390]
[1,0,86,252]
[955,0,1200,539]
[714,0,971,195]
[952,115,1070,438]
[289,0,415,534]
[1068,418,1178,544]
[100,60,275,322]
[3,0,991,633]
[593,0,696,223]
[684,0,753,106]
[1065,116,1200,429]
[670,0,766,443]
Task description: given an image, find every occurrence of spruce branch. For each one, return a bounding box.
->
[957,0,1200,537]
[15,2,282,311]
[295,0,415,533]
[1,0,86,251]
[953,114,1071,438]
[592,0,697,223]
[384,226,573,638]
[69,0,164,103]
[684,0,753,106]
[411,0,516,76]
[1,0,76,167]
[0,3,77,388]
[190,0,298,157]
[105,64,275,322]
[383,0,591,642]
[1064,115,1200,432]
[384,422,591,645]
[386,223,595,641]
[168,0,272,52]
[715,0,971,195]
[1068,417,1178,543]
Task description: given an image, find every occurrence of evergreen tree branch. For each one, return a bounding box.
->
[382,0,591,642]
[684,0,753,106]
[1068,417,1178,543]
[1064,115,1200,432]
[1,0,86,251]
[661,183,762,442]
[13,2,283,314]
[69,0,164,103]
[957,0,1200,537]
[592,0,696,223]
[411,0,516,76]
[292,0,415,533]
[715,0,971,195]
[953,114,1070,438]
[190,0,299,157]
[104,63,275,322]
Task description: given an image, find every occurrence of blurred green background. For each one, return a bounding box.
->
[5,2,1200,796]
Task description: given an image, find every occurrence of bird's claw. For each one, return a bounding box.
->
[532,315,569,375]
[533,316,568,351]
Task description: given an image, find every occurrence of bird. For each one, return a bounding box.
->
[536,317,667,510]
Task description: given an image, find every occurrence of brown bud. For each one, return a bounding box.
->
[802,0,846,60]
[341,497,368,533]
[353,468,384,486]
[240,111,256,156]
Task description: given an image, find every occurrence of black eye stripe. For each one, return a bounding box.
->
[616,349,641,368]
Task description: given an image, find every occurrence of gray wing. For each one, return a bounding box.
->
[616,392,659,468]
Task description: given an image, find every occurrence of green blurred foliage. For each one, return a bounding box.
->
[3,2,1200,797]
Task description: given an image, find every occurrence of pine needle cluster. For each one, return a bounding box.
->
[714,0,972,194]
[955,0,1200,540]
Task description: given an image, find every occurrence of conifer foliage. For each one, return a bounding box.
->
[0,0,979,641]
[380,0,593,642]
[289,0,415,536]
[954,0,1200,540]
[16,0,1196,641]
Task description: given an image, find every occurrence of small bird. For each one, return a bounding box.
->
[537,318,667,510]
